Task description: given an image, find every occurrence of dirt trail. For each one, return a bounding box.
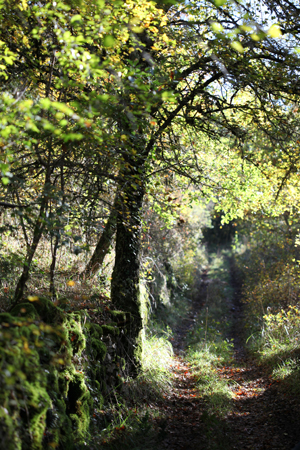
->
[156,274,210,450]
[157,263,300,450]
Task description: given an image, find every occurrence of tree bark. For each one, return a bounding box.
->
[11,166,51,308]
[49,234,59,297]
[82,194,118,278]
[110,149,147,373]
[11,197,48,307]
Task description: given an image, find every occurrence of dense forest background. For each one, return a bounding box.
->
[1,0,300,448]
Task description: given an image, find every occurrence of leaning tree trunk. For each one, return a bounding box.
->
[11,166,51,309]
[82,194,118,278]
[110,151,147,374]
[11,197,48,307]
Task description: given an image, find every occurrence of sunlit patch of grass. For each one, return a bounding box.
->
[250,306,300,395]
[270,357,300,397]
[122,331,174,402]
[256,306,300,362]
[272,358,299,380]
[187,343,234,416]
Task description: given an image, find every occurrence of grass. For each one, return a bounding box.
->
[247,305,300,395]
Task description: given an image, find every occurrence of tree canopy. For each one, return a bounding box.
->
[1,0,300,363]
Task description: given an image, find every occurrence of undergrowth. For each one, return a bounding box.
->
[234,215,300,395]
[0,234,113,311]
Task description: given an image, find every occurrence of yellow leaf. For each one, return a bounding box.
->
[23,341,31,353]
[22,36,29,46]
[211,22,224,33]
[132,26,144,33]
[240,24,253,32]
[28,295,39,302]
[268,24,282,38]
[19,0,28,10]
[231,41,244,53]
[67,280,75,287]
[251,33,260,41]
[55,359,65,365]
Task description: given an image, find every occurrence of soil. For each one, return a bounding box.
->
[155,262,300,450]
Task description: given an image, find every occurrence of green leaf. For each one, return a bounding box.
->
[214,0,226,6]
[63,133,84,142]
[211,22,224,33]
[161,91,176,102]
[52,102,77,117]
[103,35,116,48]
[1,177,10,185]
[70,14,83,26]
[40,98,52,109]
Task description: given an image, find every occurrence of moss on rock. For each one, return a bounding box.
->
[10,303,38,320]
[0,299,135,449]
[102,324,120,336]
[67,371,92,440]
[110,310,127,324]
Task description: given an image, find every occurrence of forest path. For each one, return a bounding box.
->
[156,273,211,450]
[157,261,300,450]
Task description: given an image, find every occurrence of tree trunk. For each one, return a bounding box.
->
[82,194,118,278]
[110,151,147,374]
[50,157,65,296]
[49,234,59,297]
[11,168,51,308]
[12,201,47,307]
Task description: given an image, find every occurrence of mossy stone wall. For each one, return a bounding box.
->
[0,297,131,449]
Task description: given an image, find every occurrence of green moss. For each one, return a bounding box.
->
[85,323,106,361]
[0,319,52,450]
[31,297,64,323]
[0,408,22,450]
[135,329,144,366]
[110,310,127,324]
[0,310,91,449]
[67,371,92,439]
[102,325,120,336]
[63,316,86,356]
[0,298,135,449]
[0,312,15,324]
[25,379,51,450]
[85,322,103,338]
[10,303,38,320]
[90,338,107,361]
